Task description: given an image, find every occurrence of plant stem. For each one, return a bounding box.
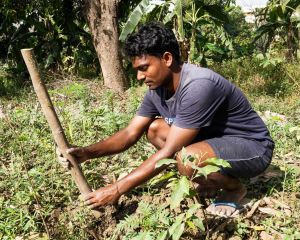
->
[191,182,210,239]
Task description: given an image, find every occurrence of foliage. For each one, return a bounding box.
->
[255,51,284,68]
[0,78,145,239]
[119,0,249,65]
[113,149,209,239]
[210,55,297,97]
[254,0,300,60]
[0,0,98,75]
[113,150,229,239]
[112,201,204,240]
[1,57,300,238]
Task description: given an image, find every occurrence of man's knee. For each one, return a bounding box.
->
[146,119,161,141]
[176,141,216,178]
[146,118,169,144]
[176,148,197,177]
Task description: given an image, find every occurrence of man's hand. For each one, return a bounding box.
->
[56,147,90,169]
[83,184,121,209]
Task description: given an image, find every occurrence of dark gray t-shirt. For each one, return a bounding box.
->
[137,63,273,145]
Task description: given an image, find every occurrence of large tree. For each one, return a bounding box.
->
[0,0,129,92]
[84,0,128,92]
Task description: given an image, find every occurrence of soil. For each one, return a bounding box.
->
[88,163,299,240]
[46,164,299,239]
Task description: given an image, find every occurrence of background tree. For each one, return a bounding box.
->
[0,0,97,73]
[0,0,129,92]
[254,0,300,60]
[84,0,128,92]
[119,0,237,66]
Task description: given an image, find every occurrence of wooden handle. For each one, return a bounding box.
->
[21,48,92,195]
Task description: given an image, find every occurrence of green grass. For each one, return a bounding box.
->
[0,59,300,239]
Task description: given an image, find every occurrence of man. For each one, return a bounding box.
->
[58,22,274,217]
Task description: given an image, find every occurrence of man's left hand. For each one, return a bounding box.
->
[83,184,121,209]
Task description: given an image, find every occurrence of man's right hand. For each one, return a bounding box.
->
[56,147,90,169]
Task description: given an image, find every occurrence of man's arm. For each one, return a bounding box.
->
[64,116,153,163]
[83,125,199,208]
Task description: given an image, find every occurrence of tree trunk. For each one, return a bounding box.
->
[84,0,128,92]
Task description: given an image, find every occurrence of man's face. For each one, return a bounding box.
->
[132,54,172,90]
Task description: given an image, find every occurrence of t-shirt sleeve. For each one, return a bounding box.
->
[174,79,226,129]
[137,91,160,118]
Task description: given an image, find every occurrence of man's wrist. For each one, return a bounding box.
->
[84,145,99,159]
[115,182,121,196]
[115,180,129,195]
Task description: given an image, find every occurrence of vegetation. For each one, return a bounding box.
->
[1,57,300,238]
[254,0,300,60]
[1,0,300,239]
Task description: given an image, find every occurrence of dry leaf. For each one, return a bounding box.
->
[253,225,265,231]
[263,197,273,206]
[258,207,281,216]
[260,231,274,240]
[284,208,292,216]
[269,198,290,210]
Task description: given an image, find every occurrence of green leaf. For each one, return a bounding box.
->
[156,230,168,240]
[171,223,185,240]
[204,157,231,168]
[190,164,209,178]
[149,171,176,186]
[170,176,190,209]
[163,2,176,24]
[119,0,157,41]
[186,220,197,231]
[181,147,187,160]
[155,159,177,168]
[193,217,205,231]
[201,165,221,176]
[186,203,200,218]
[205,43,225,54]
[169,214,185,235]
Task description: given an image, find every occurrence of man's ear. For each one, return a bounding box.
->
[162,52,173,67]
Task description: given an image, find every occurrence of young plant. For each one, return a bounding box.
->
[113,147,231,239]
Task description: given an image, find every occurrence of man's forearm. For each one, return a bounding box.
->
[84,128,140,159]
[116,148,174,194]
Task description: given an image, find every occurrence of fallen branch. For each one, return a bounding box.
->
[245,199,261,218]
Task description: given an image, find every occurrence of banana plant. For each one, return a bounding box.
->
[255,0,300,60]
[119,0,158,41]
[119,0,235,64]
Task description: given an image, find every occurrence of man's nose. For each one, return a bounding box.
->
[137,71,145,81]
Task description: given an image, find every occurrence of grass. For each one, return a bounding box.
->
[0,58,300,239]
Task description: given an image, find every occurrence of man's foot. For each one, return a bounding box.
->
[192,177,220,199]
[196,186,219,198]
[206,184,247,217]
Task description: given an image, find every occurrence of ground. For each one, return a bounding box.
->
[0,70,299,239]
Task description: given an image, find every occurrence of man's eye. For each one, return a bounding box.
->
[139,66,148,71]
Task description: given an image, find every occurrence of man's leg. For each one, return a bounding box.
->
[146,118,170,149]
[176,142,247,216]
[146,119,247,216]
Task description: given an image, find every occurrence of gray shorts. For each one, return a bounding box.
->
[205,136,274,178]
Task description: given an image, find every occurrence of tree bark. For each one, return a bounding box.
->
[84,0,128,92]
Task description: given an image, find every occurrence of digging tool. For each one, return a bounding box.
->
[21,48,100,217]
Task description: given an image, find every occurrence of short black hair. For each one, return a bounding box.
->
[124,22,181,63]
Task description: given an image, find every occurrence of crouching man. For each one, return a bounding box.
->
[58,22,274,217]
